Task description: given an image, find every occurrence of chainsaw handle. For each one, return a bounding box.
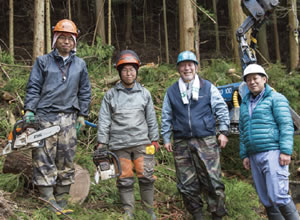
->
[108,151,122,178]
[12,119,25,142]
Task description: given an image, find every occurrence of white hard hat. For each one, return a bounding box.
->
[243,64,268,81]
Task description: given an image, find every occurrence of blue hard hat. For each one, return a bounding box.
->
[176,51,198,65]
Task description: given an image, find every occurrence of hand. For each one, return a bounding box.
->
[75,116,85,134]
[94,143,108,151]
[164,143,173,152]
[218,134,228,148]
[24,111,35,123]
[279,153,291,166]
[152,141,160,152]
[243,158,250,170]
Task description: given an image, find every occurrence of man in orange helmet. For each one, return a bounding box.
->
[24,19,91,215]
[97,50,159,220]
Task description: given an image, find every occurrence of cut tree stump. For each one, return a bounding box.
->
[2,151,90,204]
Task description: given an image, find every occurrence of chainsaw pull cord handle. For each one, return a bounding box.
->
[108,151,122,178]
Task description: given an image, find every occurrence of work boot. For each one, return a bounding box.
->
[55,185,74,214]
[140,183,156,220]
[119,187,135,220]
[212,212,223,220]
[192,210,203,220]
[38,186,63,214]
[279,201,300,220]
[265,206,284,220]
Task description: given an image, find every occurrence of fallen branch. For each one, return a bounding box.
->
[0,63,24,106]
[37,197,74,220]
[0,62,32,69]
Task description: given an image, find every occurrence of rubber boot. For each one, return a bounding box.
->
[119,187,135,220]
[279,201,300,220]
[192,210,203,220]
[55,185,74,214]
[212,212,223,220]
[38,186,63,215]
[265,206,285,220]
[140,183,156,220]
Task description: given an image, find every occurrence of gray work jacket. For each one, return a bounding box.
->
[97,82,159,150]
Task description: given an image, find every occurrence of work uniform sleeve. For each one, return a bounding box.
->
[161,92,173,144]
[97,93,112,144]
[144,89,159,141]
[210,85,230,131]
[272,93,294,155]
[77,62,91,117]
[24,57,45,113]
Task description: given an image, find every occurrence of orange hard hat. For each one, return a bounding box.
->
[53,19,78,36]
[115,50,141,70]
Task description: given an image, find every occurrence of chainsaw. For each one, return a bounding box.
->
[1,116,61,156]
[93,148,122,182]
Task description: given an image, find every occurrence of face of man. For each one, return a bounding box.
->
[245,73,267,96]
[55,33,75,57]
[120,64,137,88]
[178,61,197,82]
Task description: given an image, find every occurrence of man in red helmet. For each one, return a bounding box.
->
[24,19,91,215]
[97,50,159,220]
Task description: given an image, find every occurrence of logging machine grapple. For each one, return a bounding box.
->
[217,0,300,135]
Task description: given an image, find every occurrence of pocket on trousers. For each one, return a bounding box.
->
[277,170,290,194]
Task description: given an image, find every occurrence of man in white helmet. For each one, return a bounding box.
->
[239,64,299,220]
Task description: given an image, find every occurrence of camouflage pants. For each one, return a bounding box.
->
[173,136,226,216]
[114,145,156,189]
[32,113,77,186]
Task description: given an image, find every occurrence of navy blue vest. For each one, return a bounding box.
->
[166,78,216,139]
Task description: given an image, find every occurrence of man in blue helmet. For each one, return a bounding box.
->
[161,51,230,220]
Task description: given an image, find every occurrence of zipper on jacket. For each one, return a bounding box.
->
[188,103,193,136]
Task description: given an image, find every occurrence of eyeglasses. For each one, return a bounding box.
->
[58,35,74,42]
[121,68,136,74]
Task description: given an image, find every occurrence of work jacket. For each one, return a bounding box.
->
[161,77,230,144]
[24,49,91,117]
[239,84,294,159]
[97,82,159,150]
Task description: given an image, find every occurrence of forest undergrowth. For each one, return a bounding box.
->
[0,39,300,219]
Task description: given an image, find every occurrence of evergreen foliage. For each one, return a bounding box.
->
[0,40,300,219]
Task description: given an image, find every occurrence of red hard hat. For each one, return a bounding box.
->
[115,50,141,70]
[53,19,78,36]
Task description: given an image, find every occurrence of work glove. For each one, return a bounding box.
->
[152,141,160,152]
[75,116,85,135]
[24,111,35,123]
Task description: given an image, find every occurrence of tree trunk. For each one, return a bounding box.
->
[257,23,270,64]
[228,0,246,66]
[272,12,281,63]
[143,0,147,46]
[9,0,14,58]
[193,5,200,69]
[288,0,299,70]
[45,0,51,53]
[77,0,82,28]
[3,151,32,179]
[179,0,195,52]
[163,0,169,64]
[32,0,45,63]
[95,0,106,44]
[212,0,220,55]
[67,0,72,20]
[108,0,112,75]
[125,0,133,45]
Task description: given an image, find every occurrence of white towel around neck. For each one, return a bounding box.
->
[178,74,200,104]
